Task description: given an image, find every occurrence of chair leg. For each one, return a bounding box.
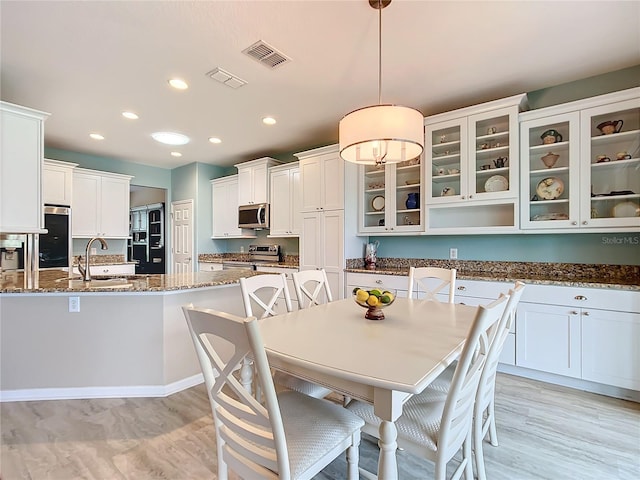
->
[463,430,474,480]
[346,433,361,480]
[487,397,499,447]
[474,411,488,480]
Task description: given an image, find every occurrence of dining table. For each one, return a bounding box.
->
[258,296,479,480]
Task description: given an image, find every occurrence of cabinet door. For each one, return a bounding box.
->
[516,302,581,378]
[426,117,467,204]
[322,209,344,300]
[580,98,640,228]
[211,180,228,237]
[269,168,292,235]
[299,157,322,211]
[237,167,253,205]
[0,105,46,233]
[43,161,74,206]
[468,105,519,201]
[322,154,344,211]
[582,309,640,390]
[290,167,301,235]
[100,176,130,237]
[520,112,580,229]
[299,211,321,269]
[252,163,269,204]
[72,172,101,236]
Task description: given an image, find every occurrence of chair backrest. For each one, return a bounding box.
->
[182,305,292,479]
[407,266,457,302]
[240,273,293,318]
[292,269,333,308]
[476,281,525,411]
[437,294,508,464]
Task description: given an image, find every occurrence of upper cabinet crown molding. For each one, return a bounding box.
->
[423,93,529,126]
[0,101,50,234]
[234,157,283,205]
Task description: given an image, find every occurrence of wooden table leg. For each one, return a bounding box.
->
[377,420,398,480]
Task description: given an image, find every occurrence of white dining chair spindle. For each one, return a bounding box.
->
[408,266,457,302]
[292,269,333,308]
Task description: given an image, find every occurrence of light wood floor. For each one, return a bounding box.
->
[2,373,639,479]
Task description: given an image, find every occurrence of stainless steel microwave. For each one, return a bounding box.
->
[238,203,269,229]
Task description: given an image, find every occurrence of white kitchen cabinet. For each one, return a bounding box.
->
[300,209,344,301]
[424,94,527,233]
[358,159,423,234]
[520,87,640,231]
[296,145,344,212]
[269,162,300,237]
[582,309,640,391]
[43,159,77,206]
[72,168,132,238]
[0,101,50,233]
[129,206,148,232]
[345,272,410,299]
[199,262,223,272]
[235,157,282,206]
[211,176,256,239]
[254,265,299,313]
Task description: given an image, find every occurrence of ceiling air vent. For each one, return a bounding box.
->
[242,40,291,69]
[206,67,247,89]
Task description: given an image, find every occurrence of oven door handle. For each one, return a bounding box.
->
[256,205,263,226]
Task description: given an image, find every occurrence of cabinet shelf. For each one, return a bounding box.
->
[432,153,460,162]
[476,166,509,177]
[590,157,640,170]
[591,193,640,202]
[365,187,385,194]
[591,128,640,145]
[365,210,385,216]
[433,140,460,150]
[531,198,570,205]
[364,168,385,178]
[476,131,509,141]
[530,166,570,176]
[475,145,509,157]
[529,140,570,152]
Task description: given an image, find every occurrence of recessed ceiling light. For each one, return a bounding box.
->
[151,132,190,145]
[89,133,104,140]
[262,116,276,125]
[208,137,222,144]
[168,78,189,90]
[171,151,182,157]
[122,111,139,120]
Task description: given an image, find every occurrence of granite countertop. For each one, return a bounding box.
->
[198,253,299,269]
[0,268,262,293]
[345,259,640,292]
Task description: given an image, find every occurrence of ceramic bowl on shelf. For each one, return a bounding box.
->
[536,177,564,200]
[611,201,640,218]
[541,152,560,168]
[353,287,396,320]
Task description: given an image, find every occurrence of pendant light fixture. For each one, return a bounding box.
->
[339,0,424,165]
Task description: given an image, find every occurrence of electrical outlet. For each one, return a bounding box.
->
[449,248,458,260]
[240,246,245,253]
[69,296,80,313]
[90,248,97,255]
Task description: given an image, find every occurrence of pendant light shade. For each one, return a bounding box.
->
[339,0,424,165]
[339,104,424,165]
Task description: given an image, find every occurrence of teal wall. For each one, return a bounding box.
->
[372,233,640,265]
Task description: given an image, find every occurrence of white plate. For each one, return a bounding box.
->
[484,175,509,192]
[536,177,564,200]
[612,201,640,218]
[371,195,385,211]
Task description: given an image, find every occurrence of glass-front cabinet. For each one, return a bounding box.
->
[358,158,423,234]
[424,94,526,233]
[520,88,639,231]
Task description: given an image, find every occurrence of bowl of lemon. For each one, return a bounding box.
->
[353,287,396,320]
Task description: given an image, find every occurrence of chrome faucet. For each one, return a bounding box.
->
[77,237,108,281]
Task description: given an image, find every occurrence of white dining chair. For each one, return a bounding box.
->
[419,281,525,480]
[239,274,333,399]
[182,305,364,480]
[347,294,509,480]
[408,266,457,302]
[292,268,333,308]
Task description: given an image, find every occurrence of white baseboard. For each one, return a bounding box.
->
[0,373,204,403]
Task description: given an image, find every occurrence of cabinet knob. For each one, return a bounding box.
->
[469,195,473,199]
[457,286,466,291]
[574,295,587,301]
[376,280,382,284]
[570,311,579,315]
[571,221,577,225]
[461,195,466,200]
[582,221,588,225]
[583,311,590,316]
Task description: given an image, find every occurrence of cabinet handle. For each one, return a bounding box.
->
[376,280,382,284]
[457,286,466,291]
[574,295,587,301]
[583,311,590,316]
[582,221,588,225]
[571,221,577,225]
[461,195,466,200]
[469,195,473,199]
[570,311,579,315]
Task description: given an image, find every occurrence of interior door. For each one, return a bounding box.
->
[171,200,194,273]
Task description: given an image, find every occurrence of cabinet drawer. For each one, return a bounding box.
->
[346,272,409,292]
[521,284,640,312]
[199,262,223,272]
[72,264,135,276]
[455,279,512,299]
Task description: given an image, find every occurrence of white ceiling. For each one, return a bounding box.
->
[1,1,639,169]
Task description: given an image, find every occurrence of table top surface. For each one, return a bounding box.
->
[260,297,478,395]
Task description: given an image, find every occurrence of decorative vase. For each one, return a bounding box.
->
[406,192,419,209]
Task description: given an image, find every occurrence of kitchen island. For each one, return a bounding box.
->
[0,269,260,402]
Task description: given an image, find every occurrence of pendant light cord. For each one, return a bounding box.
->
[378,0,382,105]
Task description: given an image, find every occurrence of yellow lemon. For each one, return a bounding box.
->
[367,295,379,307]
[356,289,369,302]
